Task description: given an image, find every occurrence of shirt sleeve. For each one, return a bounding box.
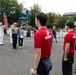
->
[34,33,41,48]
[65,34,70,43]
[23,30,24,34]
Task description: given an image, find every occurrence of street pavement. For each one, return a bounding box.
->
[0,34,76,75]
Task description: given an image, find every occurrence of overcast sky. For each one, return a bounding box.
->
[18,0,76,15]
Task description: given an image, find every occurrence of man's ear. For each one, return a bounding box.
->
[38,20,40,24]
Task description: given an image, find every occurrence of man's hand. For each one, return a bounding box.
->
[75,51,76,55]
[63,43,70,61]
[64,57,68,61]
[31,69,37,75]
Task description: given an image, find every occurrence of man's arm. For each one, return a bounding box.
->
[32,33,41,75]
[64,43,70,61]
[31,48,41,75]
[34,48,41,70]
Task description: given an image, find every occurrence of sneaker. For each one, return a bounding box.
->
[0,42,3,45]
[19,46,21,48]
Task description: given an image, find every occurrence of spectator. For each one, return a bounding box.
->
[11,23,18,49]
[0,22,4,45]
[9,25,13,43]
[52,29,58,43]
[18,26,24,48]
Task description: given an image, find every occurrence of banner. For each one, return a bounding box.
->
[3,10,8,29]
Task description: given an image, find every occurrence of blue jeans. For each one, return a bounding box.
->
[37,58,52,75]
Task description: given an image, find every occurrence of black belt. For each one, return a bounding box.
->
[41,57,49,60]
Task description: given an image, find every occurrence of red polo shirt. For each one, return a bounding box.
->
[63,31,76,54]
[34,27,52,59]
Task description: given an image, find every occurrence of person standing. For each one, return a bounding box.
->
[9,25,13,43]
[52,29,58,43]
[0,22,4,45]
[11,23,18,49]
[62,21,76,75]
[31,13,53,75]
[18,26,24,48]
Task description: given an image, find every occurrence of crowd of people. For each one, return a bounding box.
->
[0,12,76,75]
[11,23,24,49]
[0,22,24,49]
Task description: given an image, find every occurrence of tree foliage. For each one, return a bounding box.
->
[72,14,76,21]
[29,4,41,27]
[53,16,68,29]
[46,12,71,29]
[0,1,76,29]
[29,4,76,29]
[46,12,57,28]
[0,0,23,24]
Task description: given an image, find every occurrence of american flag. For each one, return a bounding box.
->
[3,10,8,29]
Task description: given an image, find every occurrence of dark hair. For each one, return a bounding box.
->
[36,12,48,26]
[65,20,74,28]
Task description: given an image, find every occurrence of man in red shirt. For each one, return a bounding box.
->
[31,13,53,75]
[62,21,76,75]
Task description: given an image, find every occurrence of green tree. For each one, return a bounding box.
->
[0,0,23,24]
[46,12,56,28]
[53,16,68,29]
[29,4,41,27]
[72,14,76,21]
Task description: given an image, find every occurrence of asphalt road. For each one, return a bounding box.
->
[0,34,76,75]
